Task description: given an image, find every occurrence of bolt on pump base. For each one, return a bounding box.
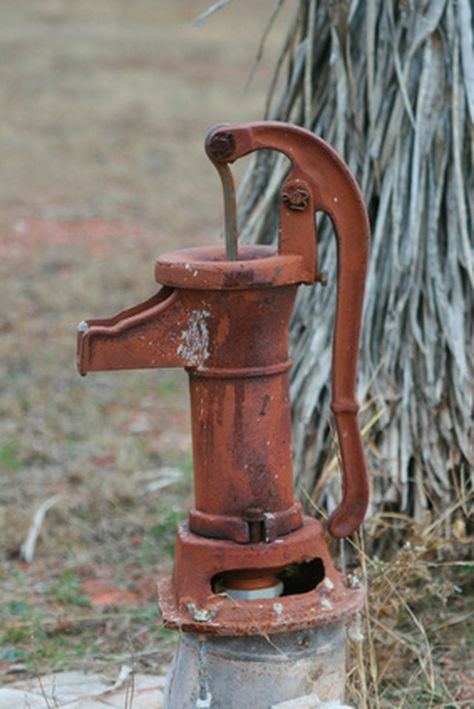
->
[77,122,370,707]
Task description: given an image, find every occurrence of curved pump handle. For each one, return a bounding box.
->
[206,121,370,537]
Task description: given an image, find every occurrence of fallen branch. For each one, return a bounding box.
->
[19,494,63,563]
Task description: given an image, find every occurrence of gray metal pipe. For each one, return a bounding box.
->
[164,622,348,708]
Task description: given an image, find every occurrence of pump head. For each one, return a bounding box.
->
[77,121,370,635]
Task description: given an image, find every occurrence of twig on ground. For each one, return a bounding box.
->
[20,494,63,563]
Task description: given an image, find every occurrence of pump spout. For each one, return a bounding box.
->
[76,287,193,375]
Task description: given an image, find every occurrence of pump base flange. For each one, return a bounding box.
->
[157,517,363,636]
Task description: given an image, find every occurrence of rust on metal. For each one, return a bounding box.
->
[77,122,370,636]
[157,518,364,636]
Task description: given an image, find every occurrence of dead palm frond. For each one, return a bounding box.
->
[239,0,473,528]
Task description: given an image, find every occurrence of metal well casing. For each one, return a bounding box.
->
[164,624,347,707]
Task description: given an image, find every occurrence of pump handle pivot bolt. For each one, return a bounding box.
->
[282,186,310,211]
[207,132,235,160]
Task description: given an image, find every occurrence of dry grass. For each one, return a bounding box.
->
[346,516,473,708]
[299,487,473,706]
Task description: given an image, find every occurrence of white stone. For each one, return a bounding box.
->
[2,671,166,708]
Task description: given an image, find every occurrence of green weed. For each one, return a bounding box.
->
[49,571,91,608]
[0,647,29,663]
[1,626,29,644]
[6,600,30,616]
[179,452,194,479]
[156,372,183,397]
[148,509,186,540]
[0,442,21,472]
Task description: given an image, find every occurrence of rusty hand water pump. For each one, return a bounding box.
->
[77,122,369,703]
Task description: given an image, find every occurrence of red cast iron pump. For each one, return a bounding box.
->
[77,122,370,636]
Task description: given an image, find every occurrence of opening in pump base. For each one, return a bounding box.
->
[157,518,364,637]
